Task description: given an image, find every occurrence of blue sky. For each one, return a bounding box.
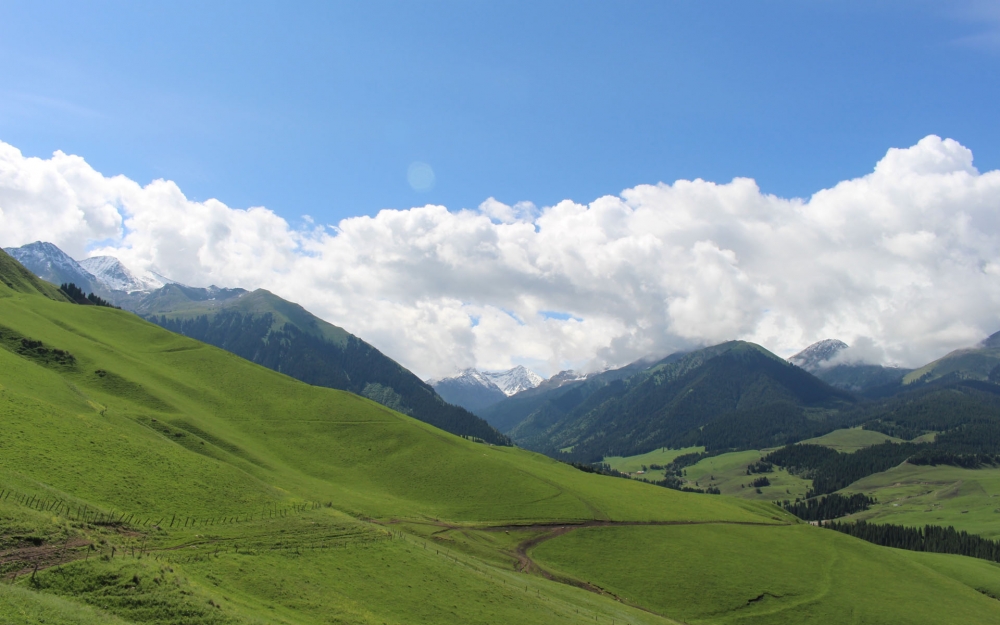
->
[1,1,998,225]
[3,1,1000,376]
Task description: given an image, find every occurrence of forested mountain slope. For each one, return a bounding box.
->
[787,338,912,393]
[515,341,854,461]
[811,363,912,393]
[479,358,655,433]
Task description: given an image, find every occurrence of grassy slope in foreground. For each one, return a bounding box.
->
[3,281,999,623]
[139,286,510,446]
[532,524,1000,624]
[0,288,773,625]
[0,292,777,525]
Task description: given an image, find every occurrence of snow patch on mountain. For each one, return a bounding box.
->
[788,339,849,372]
[79,255,171,293]
[432,365,545,396]
[432,368,502,391]
[429,365,545,413]
[4,241,99,292]
[482,365,544,396]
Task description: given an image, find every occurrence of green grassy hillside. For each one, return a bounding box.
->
[843,463,1000,538]
[903,331,1000,386]
[0,248,72,302]
[531,524,1000,624]
[604,429,916,501]
[3,250,999,623]
[1,291,782,524]
[139,284,509,445]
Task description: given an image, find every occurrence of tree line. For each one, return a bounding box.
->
[568,461,720,494]
[828,520,1000,564]
[60,283,118,308]
[779,493,875,521]
[764,442,924,497]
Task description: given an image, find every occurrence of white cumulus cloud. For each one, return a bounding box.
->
[2,135,1000,379]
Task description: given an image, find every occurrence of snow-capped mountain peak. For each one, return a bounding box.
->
[788,339,848,372]
[78,255,169,293]
[482,365,544,396]
[429,365,545,413]
[3,241,99,292]
[434,368,503,391]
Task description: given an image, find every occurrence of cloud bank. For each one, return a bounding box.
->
[2,136,1000,379]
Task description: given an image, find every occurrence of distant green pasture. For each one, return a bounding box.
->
[603,446,703,475]
[843,462,1000,538]
[603,448,813,501]
[799,427,906,452]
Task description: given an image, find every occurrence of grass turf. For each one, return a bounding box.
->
[531,523,1000,624]
[0,293,779,526]
[4,281,998,623]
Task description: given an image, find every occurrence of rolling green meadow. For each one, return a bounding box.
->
[608,426,1000,542]
[603,447,703,475]
[531,523,1000,624]
[799,427,906,453]
[3,257,1000,623]
[844,463,1000,538]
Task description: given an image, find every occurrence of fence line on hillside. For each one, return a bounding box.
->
[0,485,331,531]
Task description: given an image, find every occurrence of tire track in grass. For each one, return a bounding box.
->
[512,520,797,623]
[386,516,794,620]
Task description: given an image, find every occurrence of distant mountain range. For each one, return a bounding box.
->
[485,341,855,461]
[430,366,544,413]
[473,333,1000,462]
[13,240,1000,462]
[5,241,107,295]
[0,246,73,302]
[4,241,174,309]
[78,254,172,292]
[788,338,912,394]
[3,242,509,446]
[788,339,849,371]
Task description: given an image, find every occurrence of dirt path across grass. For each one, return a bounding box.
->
[0,538,92,579]
[386,516,791,620]
[497,519,785,580]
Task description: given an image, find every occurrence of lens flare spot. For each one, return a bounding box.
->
[407,161,435,192]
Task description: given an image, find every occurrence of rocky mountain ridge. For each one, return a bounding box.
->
[78,255,172,292]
